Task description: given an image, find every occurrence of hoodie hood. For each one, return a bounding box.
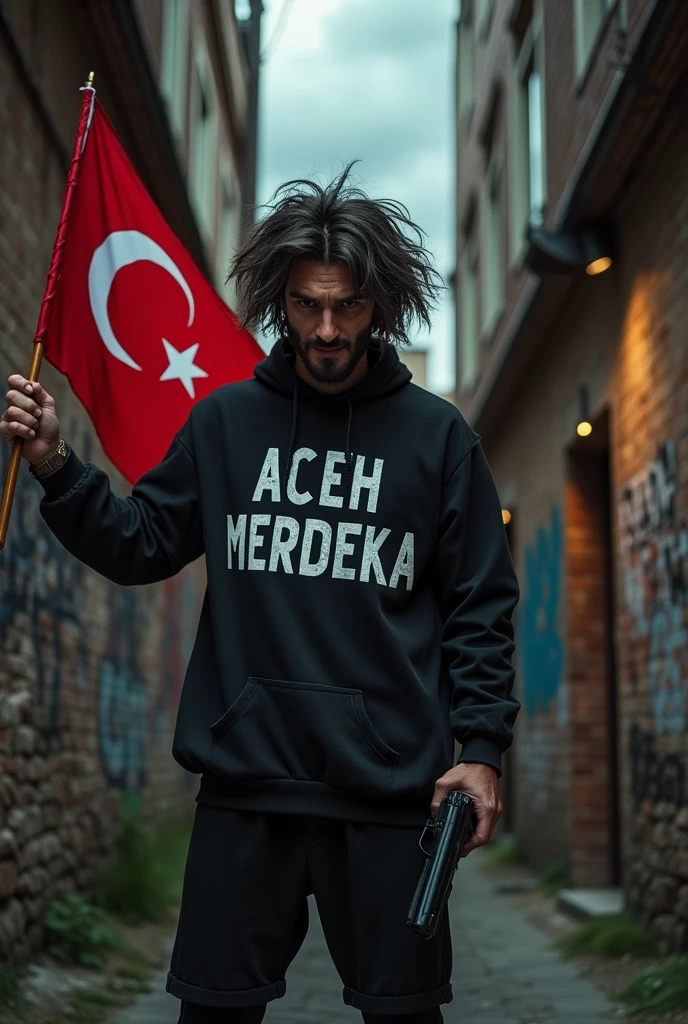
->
[253,335,412,404]
[254,336,412,496]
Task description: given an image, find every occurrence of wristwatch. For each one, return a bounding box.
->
[29,438,69,478]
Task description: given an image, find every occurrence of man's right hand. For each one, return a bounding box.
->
[1,374,61,464]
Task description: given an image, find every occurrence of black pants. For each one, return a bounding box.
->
[167,805,452,1015]
[179,1001,443,1022]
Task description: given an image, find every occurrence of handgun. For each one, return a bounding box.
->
[406,789,477,940]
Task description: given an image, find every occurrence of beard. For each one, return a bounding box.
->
[284,318,373,385]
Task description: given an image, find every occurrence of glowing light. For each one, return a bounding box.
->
[577,421,593,437]
[586,256,612,276]
[502,509,512,524]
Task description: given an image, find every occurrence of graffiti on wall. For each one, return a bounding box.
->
[519,505,565,810]
[521,504,564,717]
[619,440,688,734]
[97,588,150,790]
[629,722,687,809]
[154,574,200,742]
[0,426,201,790]
[0,419,91,748]
[521,723,556,811]
[97,573,201,791]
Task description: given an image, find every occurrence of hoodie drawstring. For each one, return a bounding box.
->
[282,384,355,502]
[283,382,299,497]
[344,396,354,499]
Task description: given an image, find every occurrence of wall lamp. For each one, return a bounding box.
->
[526,222,614,277]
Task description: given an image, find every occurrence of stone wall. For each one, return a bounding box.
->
[627,805,688,950]
[0,416,204,962]
[0,11,205,964]
[610,88,688,947]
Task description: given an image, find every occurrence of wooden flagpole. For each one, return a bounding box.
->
[0,73,96,550]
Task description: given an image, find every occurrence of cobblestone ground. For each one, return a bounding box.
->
[115,856,615,1024]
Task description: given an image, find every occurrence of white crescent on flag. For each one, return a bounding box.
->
[87,229,208,397]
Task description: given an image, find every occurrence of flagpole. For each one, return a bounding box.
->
[0,73,96,550]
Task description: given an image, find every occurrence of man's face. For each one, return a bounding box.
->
[282,260,375,385]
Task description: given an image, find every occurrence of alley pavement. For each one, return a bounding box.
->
[115,854,614,1024]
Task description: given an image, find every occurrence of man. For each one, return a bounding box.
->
[2,167,520,1023]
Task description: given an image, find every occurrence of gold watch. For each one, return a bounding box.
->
[30,438,69,478]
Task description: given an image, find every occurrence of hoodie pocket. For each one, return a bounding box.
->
[207,677,399,796]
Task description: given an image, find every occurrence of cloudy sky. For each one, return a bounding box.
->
[255,0,458,395]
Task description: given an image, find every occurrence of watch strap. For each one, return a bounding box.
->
[29,438,69,478]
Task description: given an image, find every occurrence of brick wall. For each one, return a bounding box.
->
[0,16,204,963]
[611,92,688,949]
[485,322,574,871]
[565,442,617,887]
[482,67,688,944]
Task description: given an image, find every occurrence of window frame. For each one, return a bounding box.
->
[457,0,476,136]
[218,156,241,308]
[508,1,547,269]
[476,0,494,41]
[161,0,190,141]
[480,144,505,345]
[459,231,480,392]
[189,39,219,242]
[573,0,617,88]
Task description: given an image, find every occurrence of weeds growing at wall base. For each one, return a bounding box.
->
[537,859,572,895]
[618,956,688,1015]
[0,962,29,1020]
[557,914,661,958]
[44,895,118,968]
[0,806,192,1024]
[482,836,526,867]
[98,805,191,924]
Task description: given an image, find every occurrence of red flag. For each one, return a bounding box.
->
[43,100,263,483]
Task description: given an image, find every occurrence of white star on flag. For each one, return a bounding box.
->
[159,338,208,398]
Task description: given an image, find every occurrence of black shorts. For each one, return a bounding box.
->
[166,804,453,1015]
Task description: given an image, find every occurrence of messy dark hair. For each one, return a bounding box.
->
[227,161,444,347]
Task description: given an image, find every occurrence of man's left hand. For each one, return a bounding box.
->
[430,762,502,856]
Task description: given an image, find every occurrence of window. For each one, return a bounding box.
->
[459,234,480,391]
[457,2,475,130]
[574,0,614,80]
[481,148,504,341]
[476,0,494,40]
[509,4,546,263]
[189,44,218,240]
[161,0,189,139]
[526,65,544,223]
[218,160,241,308]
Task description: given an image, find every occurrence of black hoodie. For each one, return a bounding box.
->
[34,338,520,825]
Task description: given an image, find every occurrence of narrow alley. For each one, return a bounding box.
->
[115,854,614,1024]
[3,0,688,1020]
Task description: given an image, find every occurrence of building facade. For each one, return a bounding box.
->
[455,0,688,948]
[0,0,258,961]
